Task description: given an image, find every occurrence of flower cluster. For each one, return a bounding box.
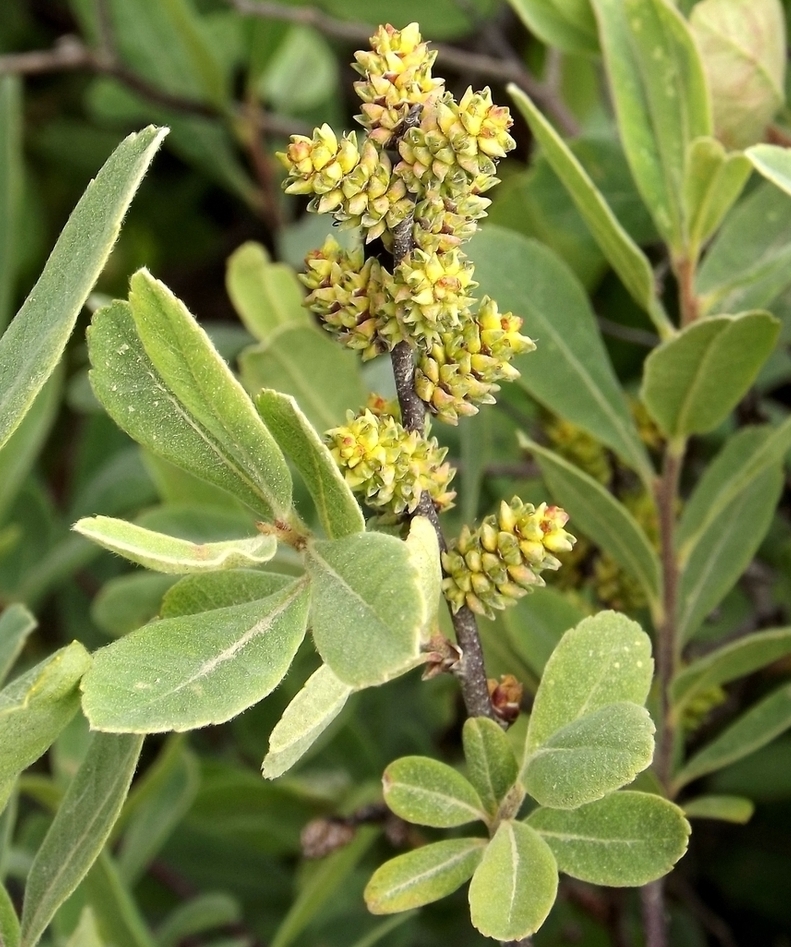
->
[325,409,456,518]
[442,499,576,618]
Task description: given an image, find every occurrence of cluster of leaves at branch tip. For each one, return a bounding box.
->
[279,21,575,584]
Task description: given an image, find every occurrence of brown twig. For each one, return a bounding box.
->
[641,879,668,947]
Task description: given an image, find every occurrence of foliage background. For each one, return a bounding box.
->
[2,1,791,945]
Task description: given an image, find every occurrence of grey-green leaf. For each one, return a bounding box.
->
[526,610,653,753]
[591,0,712,250]
[0,603,37,687]
[522,436,660,605]
[256,389,364,539]
[507,0,598,55]
[672,627,791,718]
[470,227,651,481]
[462,717,519,817]
[682,794,754,824]
[81,579,309,732]
[674,682,791,790]
[507,85,667,332]
[226,241,308,341]
[468,820,558,941]
[128,269,292,520]
[0,642,91,786]
[527,790,690,885]
[262,664,353,779]
[523,702,655,809]
[641,312,780,438]
[0,882,19,947]
[306,533,424,687]
[0,126,166,450]
[746,143,791,197]
[19,733,144,947]
[683,137,751,257]
[383,756,486,828]
[365,839,486,915]
[160,569,293,618]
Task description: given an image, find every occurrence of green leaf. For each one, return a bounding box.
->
[157,893,240,947]
[507,86,668,332]
[521,436,660,605]
[383,756,486,828]
[262,664,353,779]
[81,579,309,732]
[506,0,598,54]
[67,906,110,947]
[0,76,22,334]
[240,325,366,432]
[523,702,655,809]
[20,733,144,947]
[677,419,791,563]
[127,269,292,520]
[683,137,751,256]
[691,0,785,150]
[91,573,176,638]
[0,882,19,947]
[677,459,782,642]
[255,390,364,539]
[0,603,37,686]
[591,0,712,250]
[271,828,376,947]
[672,628,791,718]
[682,794,754,823]
[746,143,791,197]
[468,820,558,941]
[306,533,424,687]
[226,241,308,342]
[160,569,293,618]
[365,839,486,914]
[0,643,91,786]
[470,228,651,481]
[462,717,519,817]
[526,610,653,753]
[405,515,441,641]
[641,312,780,438]
[697,182,791,316]
[527,790,690,885]
[504,587,587,677]
[674,682,791,790]
[0,126,166,451]
[87,301,287,521]
[81,852,156,947]
[73,515,276,574]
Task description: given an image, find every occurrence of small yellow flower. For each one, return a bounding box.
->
[277,125,360,204]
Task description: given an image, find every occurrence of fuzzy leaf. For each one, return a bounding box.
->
[0,603,37,686]
[383,756,486,828]
[526,611,653,753]
[468,820,558,941]
[226,241,308,341]
[504,587,587,677]
[65,908,105,947]
[641,312,780,438]
[365,839,485,914]
[527,790,690,885]
[462,717,519,817]
[262,664,353,779]
[405,516,442,641]
[591,0,712,250]
[20,733,143,947]
[73,515,277,573]
[81,579,309,732]
[160,569,293,618]
[0,883,19,947]
[91,574,177,638]
[306,533,424,687]
[674,682,791,790]
[256,389,364,539]
[746,144,791,198]
[471,228,651,481]
[507,0,598,54]
[682,794,754,824]
[683,137,751,255]
[0,643,91,786]
[0,126,166,450]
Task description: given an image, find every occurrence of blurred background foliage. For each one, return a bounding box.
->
[2,1,791,945]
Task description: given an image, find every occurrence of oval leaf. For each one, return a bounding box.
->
[262,664,353,780]
[526,610,653,753]
[161,569,293,618]
[0,603,37,686]
[255,389,364,539]
[527,790,690,886]
[405,515,441,641]
[365,839,485,915]
[641,312,780,438]
[306,533,424,687]
[683,137,751,255]
[462,717,519,818]
[73,515,276,573]
[746,143,791,197]
[226,241,308,341]
[81,579,310,732]
[0,126,167,450]
[468,820,558,941]
[523,702,655,809]
[383,756,486,828]
[507,0,598,55]
[682,794,754,824]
